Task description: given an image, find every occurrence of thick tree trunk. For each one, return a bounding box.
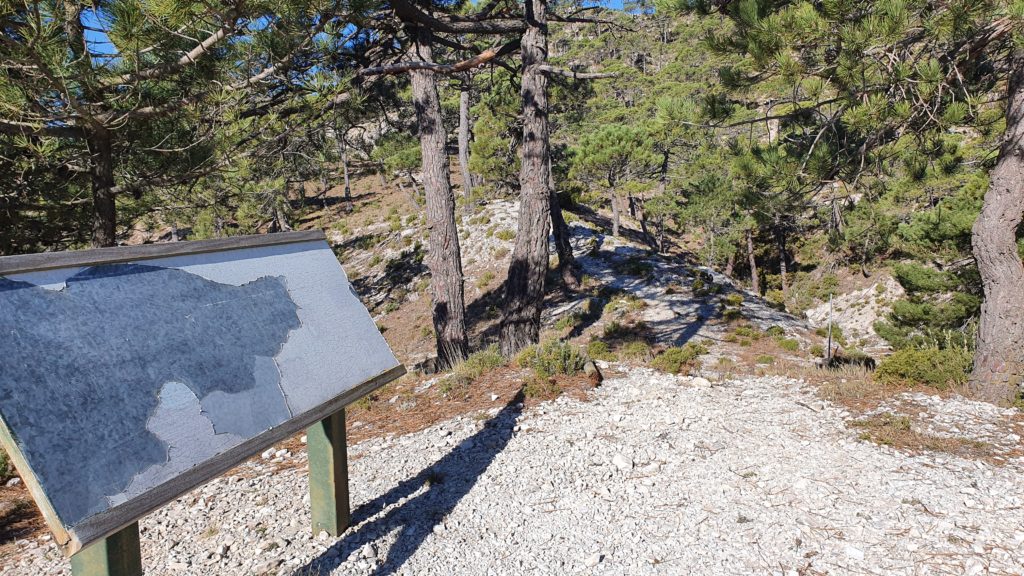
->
[89,131,116,247]
[746,228,760,294]
[409,26,468,369]
[970,50,1024,404]
[724,250,735,277]
[611,193,620,237]
[500,0,552,357]
[458,84,474,201]
[549,157,579,288]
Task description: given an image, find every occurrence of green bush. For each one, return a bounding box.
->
[875,347,971,389]
[517,340,587,378]
[809,343,825,357]
[555,313,583,331]
[765,325,785,337]
[777,338,800,351]
[452,345,505,384]
[650,342,709,374]
[587,340,616,361]
[722,293,744,307]
[733,326,762,340]
[603,294,647,315]
[814,323,847,347]
[494,228,516,241]
[755,354,775,365]
[0,449,11,483]
[620,340,653,361]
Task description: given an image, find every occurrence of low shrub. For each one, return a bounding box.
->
[733,326,762,340]
[517,340,587,378]
[476,270,496,288]
[765,325,785,337]
[603,294,647,315]
[495,228,516,241]
[650,341,709,374]
[809,343,825,357]
[620,340,653,361]
[875,347,971,389]
[722,293,744,308]
[777,338,800,352]
[555,313,583,331]
[755,354,775,365]
[814,324,847,347]
[451,345,505,385]
[492,247,510,259]
[0,449,11,483]
[587,340,616,361]
[523,375,562,399]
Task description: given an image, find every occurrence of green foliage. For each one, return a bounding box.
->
[587,340,616,361]
[755,354,775,365]
[494,228,515,241]
[0,448,11,483]
[516,340,588,378]
[620,340,654,361]
[777,338,800,352]
[875,348,972,389]
[451,346,506,386]
[650,342,708,373]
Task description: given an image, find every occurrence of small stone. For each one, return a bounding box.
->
[5,477,21,487]
[964,558,985,576]
[260,448,275,460]
[844,545,864,561]
[490,393,500,401]
[583,361,603,384]
[300,435,308,444]
[359,543,377,559]
[690,377,711,387]
[612,453,634,471]
[584,553,602,567]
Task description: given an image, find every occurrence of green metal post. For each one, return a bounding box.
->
[70,522,142,576]
[307,409,350,536]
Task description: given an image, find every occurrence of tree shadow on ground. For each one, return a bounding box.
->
[294,392,525,576]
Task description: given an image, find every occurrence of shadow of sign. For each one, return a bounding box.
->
[296,392,524,575]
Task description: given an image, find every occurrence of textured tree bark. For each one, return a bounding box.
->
[88,131,117,247]
[409,26,468,369]
[724,251,735,277]
[500,0,552,357]
[549,157,579,288]
[970,50,1024,404]
[746,228,760,294]
[458,84,474,201]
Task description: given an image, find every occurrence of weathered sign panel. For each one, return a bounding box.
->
[0,231,403,553]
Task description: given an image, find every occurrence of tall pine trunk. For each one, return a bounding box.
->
[970,49,1024,404]
[746,228,760,294]
[409,26,468,369]
[89,131,116,247]
[500,0,552,357]
[458,84,474,201]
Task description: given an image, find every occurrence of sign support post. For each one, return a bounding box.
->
[307,409,350,536]
[69,522,142,576]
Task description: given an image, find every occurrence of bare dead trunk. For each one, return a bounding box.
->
[611,193,620,237]
[410,26,468,369]
[458,84,474,200]
[89,131,116,247]
[549,156,579,288]
[747,228,760,294]
[500,0,552,357]
[970,49,1024,404]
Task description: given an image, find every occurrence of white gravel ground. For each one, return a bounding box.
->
[5,368,1023,576]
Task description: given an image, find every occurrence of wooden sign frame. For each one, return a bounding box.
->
[0,231,405,561]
